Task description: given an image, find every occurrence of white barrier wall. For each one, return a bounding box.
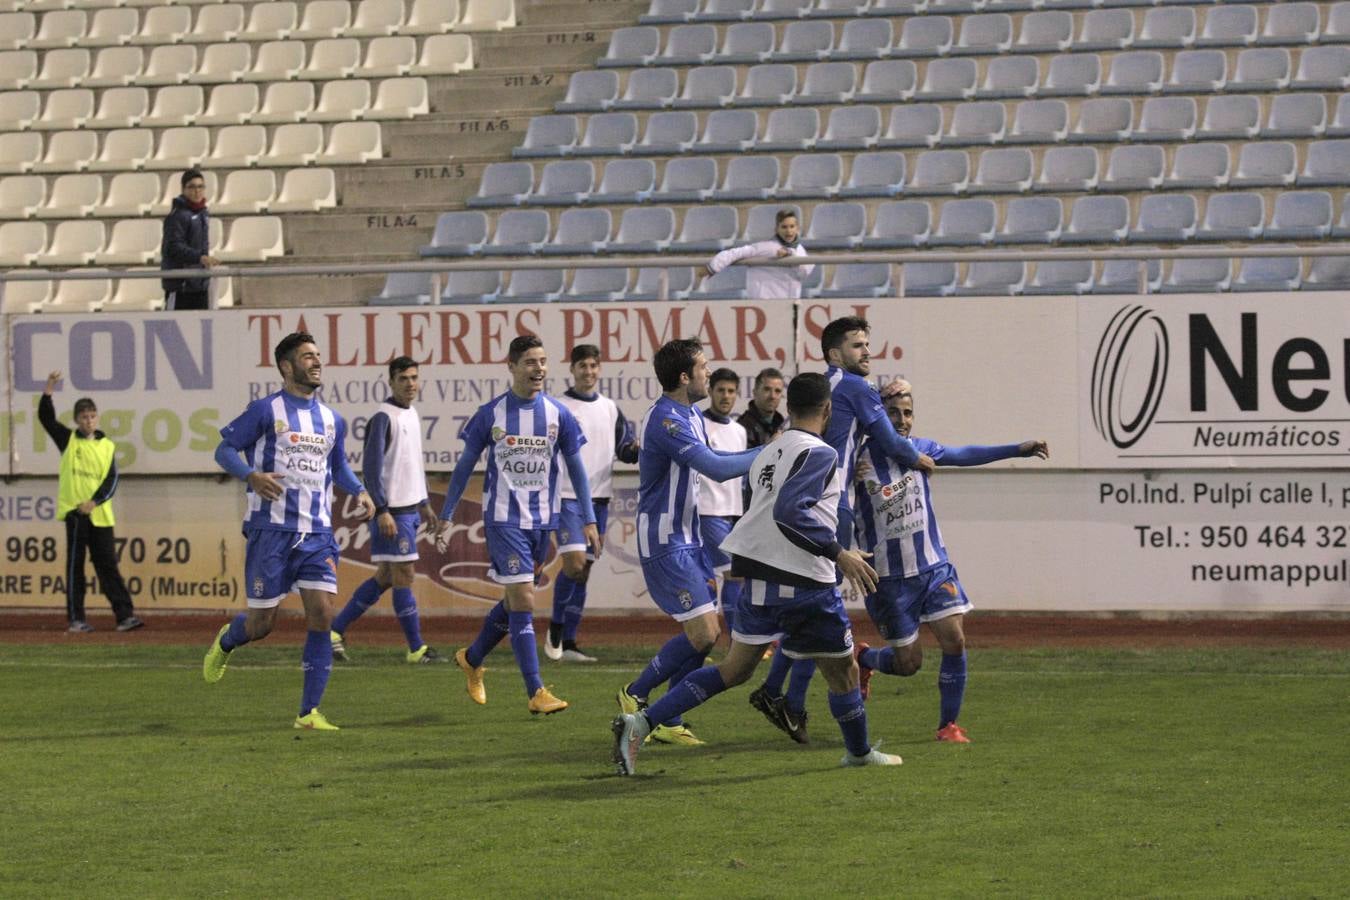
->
[3,295,1348,613]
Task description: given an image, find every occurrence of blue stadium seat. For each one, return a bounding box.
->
[1138,6,1196,50]
[1091,259,1161,295]
[817,104,882,150]
[857,59,918,102]
[1130,193,1198,241]
[1328,1,1350,43]
[818,263,892,298]
[575,112,637,157]
[441,269,502,303]
[895,16,954,57]
[1299,140,1350,187]
[701,0,756,22]
[468,162,534,208]
[1035,145,1098,191]
[1165,143,1230,189]
[1101,144,1165,190]
[864,0,924,16]
[1258,2,1320,47]
[641,0,698,25]
[931,197,996,246]
[881,103,944,147]
[1265,190,1333,239]
[691,266,749,299]
[900,262,957,296]
[753,0,812,20]
[1102,51,1165,95]
[836,17,893,60]
[1042,53,1101,96]
[1008,99,1069,143]
[609,206,676,252]
[972,147,1032,192]
[1070,98,1134,142]
[840,151,906,197]
[502,269,565,302]
[916,57,978,100]
[672,65,737,108]
[1160,258,1231,293]
[1231,140,1297,187]
[1015,10,1073,53]
[715,155,780,200]
[370,271,434,306]
[1075,8,1134,52]
[1062,195,1129,243]
[928,0,982,14]
[1331,94,1350,136]
[771,20,835,62]
[944,101,1005,145]
[1335,192,1350,237]
[863,199,931,248]
[634,110,698,154]
[955,13,1013,55]
[598,27,660,68]
[629,265,694,300]
[613,68,679,110]
[421,210,488,256]
[803,201,867,249]
[1137,97,1197,141]
[793,61,857,105]
[1165,49,1228,93]
[909,149,970,194]
[1198,94,1260,140]
[526,160,594,206]
[1024,259,1094,295]
[732,63,797,106]
[956,261,1026,296]
[653,156,716,202]
[481,209,551,256]
[1231,254,1303,292]
[1263,93,1327,139]
[659,24,719,65]
[670,204,737,251]
[592,158,656,204]
[513,115,578,158]
[1290,46,1350,90]
[759,106,820,150]
[557,71,619,113]
[565,267,631,302]
[996,196,1063,243]
[1196,192,1265,240]
[1231,48,1291,90]
[1304,255,1350,290]
[696,108,758,152]
[780,152,843,198]
[1197,5,1257,48]
[977,56,1039,98]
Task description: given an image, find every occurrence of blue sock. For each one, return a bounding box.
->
[550,572,576,627]
[642,666,727,729]
[629,633,699,699]
[658,648,709,727]
[219,613,249,652]
[828,688,870,758]
[466,602,509,667]
[392,587,422,651]
[939,652,968,728]
[860,645,896,675]
[720,579,741,635]
[332,577,384,635]
[785,659,817,715]
[562,579,587,644]
[507,611,544,697]
[761,645,792,697]
[300,630,333,715]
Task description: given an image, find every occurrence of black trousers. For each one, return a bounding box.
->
[165,289,209,311]
[64,514,135,624]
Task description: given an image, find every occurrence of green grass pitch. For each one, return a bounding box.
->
[1,642,1346,897]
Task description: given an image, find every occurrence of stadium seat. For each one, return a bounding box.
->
[931,197,996,246]
[1103,51,1165,94]
[141,85,204,128]
[558,71,617,114]
[1230,140,1297,187]
[716,155,780,200]
[1198,94,1260,139]
[88,128,153,171]
[542,208,611,255]
[421,210,489,256]
[94,218,160,264]
[32,9,87,50]
[185,4,244,44]
[1197,4,1257,48]
[321,121,382,163]
[1304,255,1350,289]
[733,63,797,106]
[840,151,906,198]
[863,0,921,15]
[241,2,300,42]
[817,105,881,150]
[349,0,404,37]
[293,0,351,40]
[909,149,969,194]
[39,220,105,265]
[1075,8,1133,52]
[609,206,675,252]
[371,271,436,306]
[945,101,1005,145]
[863,199,931,248]
[1231,254,1302,292]
[139,46,198,86]
[1062,195,1129,243]
[1016,10,1072,53]
[1259,2,1319,47]
[696,108,758,152]
[895,16,953,57]
[85,47,143,89]
[1166,142,1231,189]
[716,21,774,64]
[1160,257,1231,293]
[1194,191,1264,241]
[876,105,942,149]
[31,48,90,90]
[0,90,39,130]
[218,215,284,262]
[837,17,892,60]
[671,203,737,252]
[36,88,94,130]
[441,269,502,303]
[978,56,1039,98]
[1138,6,1196,49]
[743,202,800,241]
[973,147,1033,192]
[636,110,698,154]
[271,167,336,212]
[310,80,372,123]
[457,0,516,32]
[205,124,264,168]
[245,40,306,82]
[574,112,639,157]
[3,276,53,314]
[615,68,679,110]
[1042,53,1101,96]
[1024,259,1094,295]
[1263,93,1326,139]
[565,267,631,303]
[1130,193,1197,242]
[1330,94,1350,136]
[812,263,887,299]
[900,262,956,297]
[1336,193,1350,238]
[0,11,35,52]
[1007,99,1069,143]
[190,42,253,84]
[0,221,48,266]
[651,155,716,202]
[266,122,323,165]
[996,196,1062,244]
[956,13,1012,54]
[760,107,820,151]
[956,261,1025,296]
[659,23,718,65]
[513,115,579,158]
[39,173,102,218]
[198,83,259,126]
[770,20,833,62]
[1165,49,1228,93]
[45,277,113,314]
[302,38,359,80]
[368,77,428,120]
[0,176,46,219]
[752,0,810,20]
[916,58,977,101]
[672,65,736,108]
[779,153,842,199]
[256,82,315,124]
[0,133,44,175]
[691,266,749,300]
[592,158,656,204]
[35,129,99,172]
[701,0,755,22]
[410,34,474,75]
[1265,190,1333,239]
[1299,140,1350,187]
[214,169,277,214]
[857,59,917,102]
[1137,97,1197,140]
[1231,47,1291,90]
[85,8,140,48]
[1291,46,1350,90]
[1092,259,1161,295]
[1328,2,1350,43]
[629,265,694,301]
[794,61,856,105]
[1072,98,1134,142]
[98,171,160,216]
[803,201,865,248]
[526,160,594,206]
[1102,144,1165,190]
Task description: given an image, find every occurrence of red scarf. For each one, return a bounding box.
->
[184,197,207,211]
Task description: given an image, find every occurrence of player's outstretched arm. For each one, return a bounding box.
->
[936,441,1048,468]
[863,414,933,474]
[685,444,760,482]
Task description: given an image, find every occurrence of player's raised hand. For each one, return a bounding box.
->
[247,471,285,501]
[583,522,603,559]
[913,453,937,475]
[1021,440,1049,460]
[836,549,878,598]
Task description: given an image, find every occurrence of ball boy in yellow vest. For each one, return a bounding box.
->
[40,370,143,634]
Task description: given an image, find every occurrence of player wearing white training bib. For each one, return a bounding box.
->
[699,367,748,636]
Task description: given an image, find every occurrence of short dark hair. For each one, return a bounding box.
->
[508,334,543,364]
[821,315,869,361]
[181,168,205,189]
[388,356,417,379]
[775,208,798,226]
[653,338,702,392]
[787,372,831,418]
[709,367,739,389]
[274,331,315,375]
[753,367,784,389]
[570,344,601,365]
[73,398,97,416]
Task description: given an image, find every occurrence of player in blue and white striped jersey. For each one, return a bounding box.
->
[328,356,447,666]
[752,316,936,741]
[203,331,376,732]
[437,335,598,716]
[615,339,760,747]
[854,380,1048,744]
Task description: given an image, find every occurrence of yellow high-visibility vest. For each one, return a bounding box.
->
[57,435,116,527]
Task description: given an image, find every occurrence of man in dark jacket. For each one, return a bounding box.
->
[160,169,219,310]
[736,367,786,449]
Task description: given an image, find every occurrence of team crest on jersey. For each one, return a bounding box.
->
[507,554,521,574]
[547,424,558,442]
[274,419,288,434]
[865,479,883,495]
[559,529,571,544]
[678,590,693,610]
[491,426,507,442]
[252,577,265,597]
[662,418,681,435]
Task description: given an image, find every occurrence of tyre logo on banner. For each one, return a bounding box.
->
[1090,305,1170,449]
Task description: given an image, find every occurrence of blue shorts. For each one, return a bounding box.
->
[641,548,717,623]
[370,510,420,562]
[244,529,340,608]
[699,515,737,572]
[555,499,608,559]
[864,562,972,648]
[732,579,855,659]
[485,525,551,585]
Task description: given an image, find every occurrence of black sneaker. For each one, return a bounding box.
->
[115,616,145,632]
[749,684,788,735]
[776,700,810,745]
[544,622,564,661]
